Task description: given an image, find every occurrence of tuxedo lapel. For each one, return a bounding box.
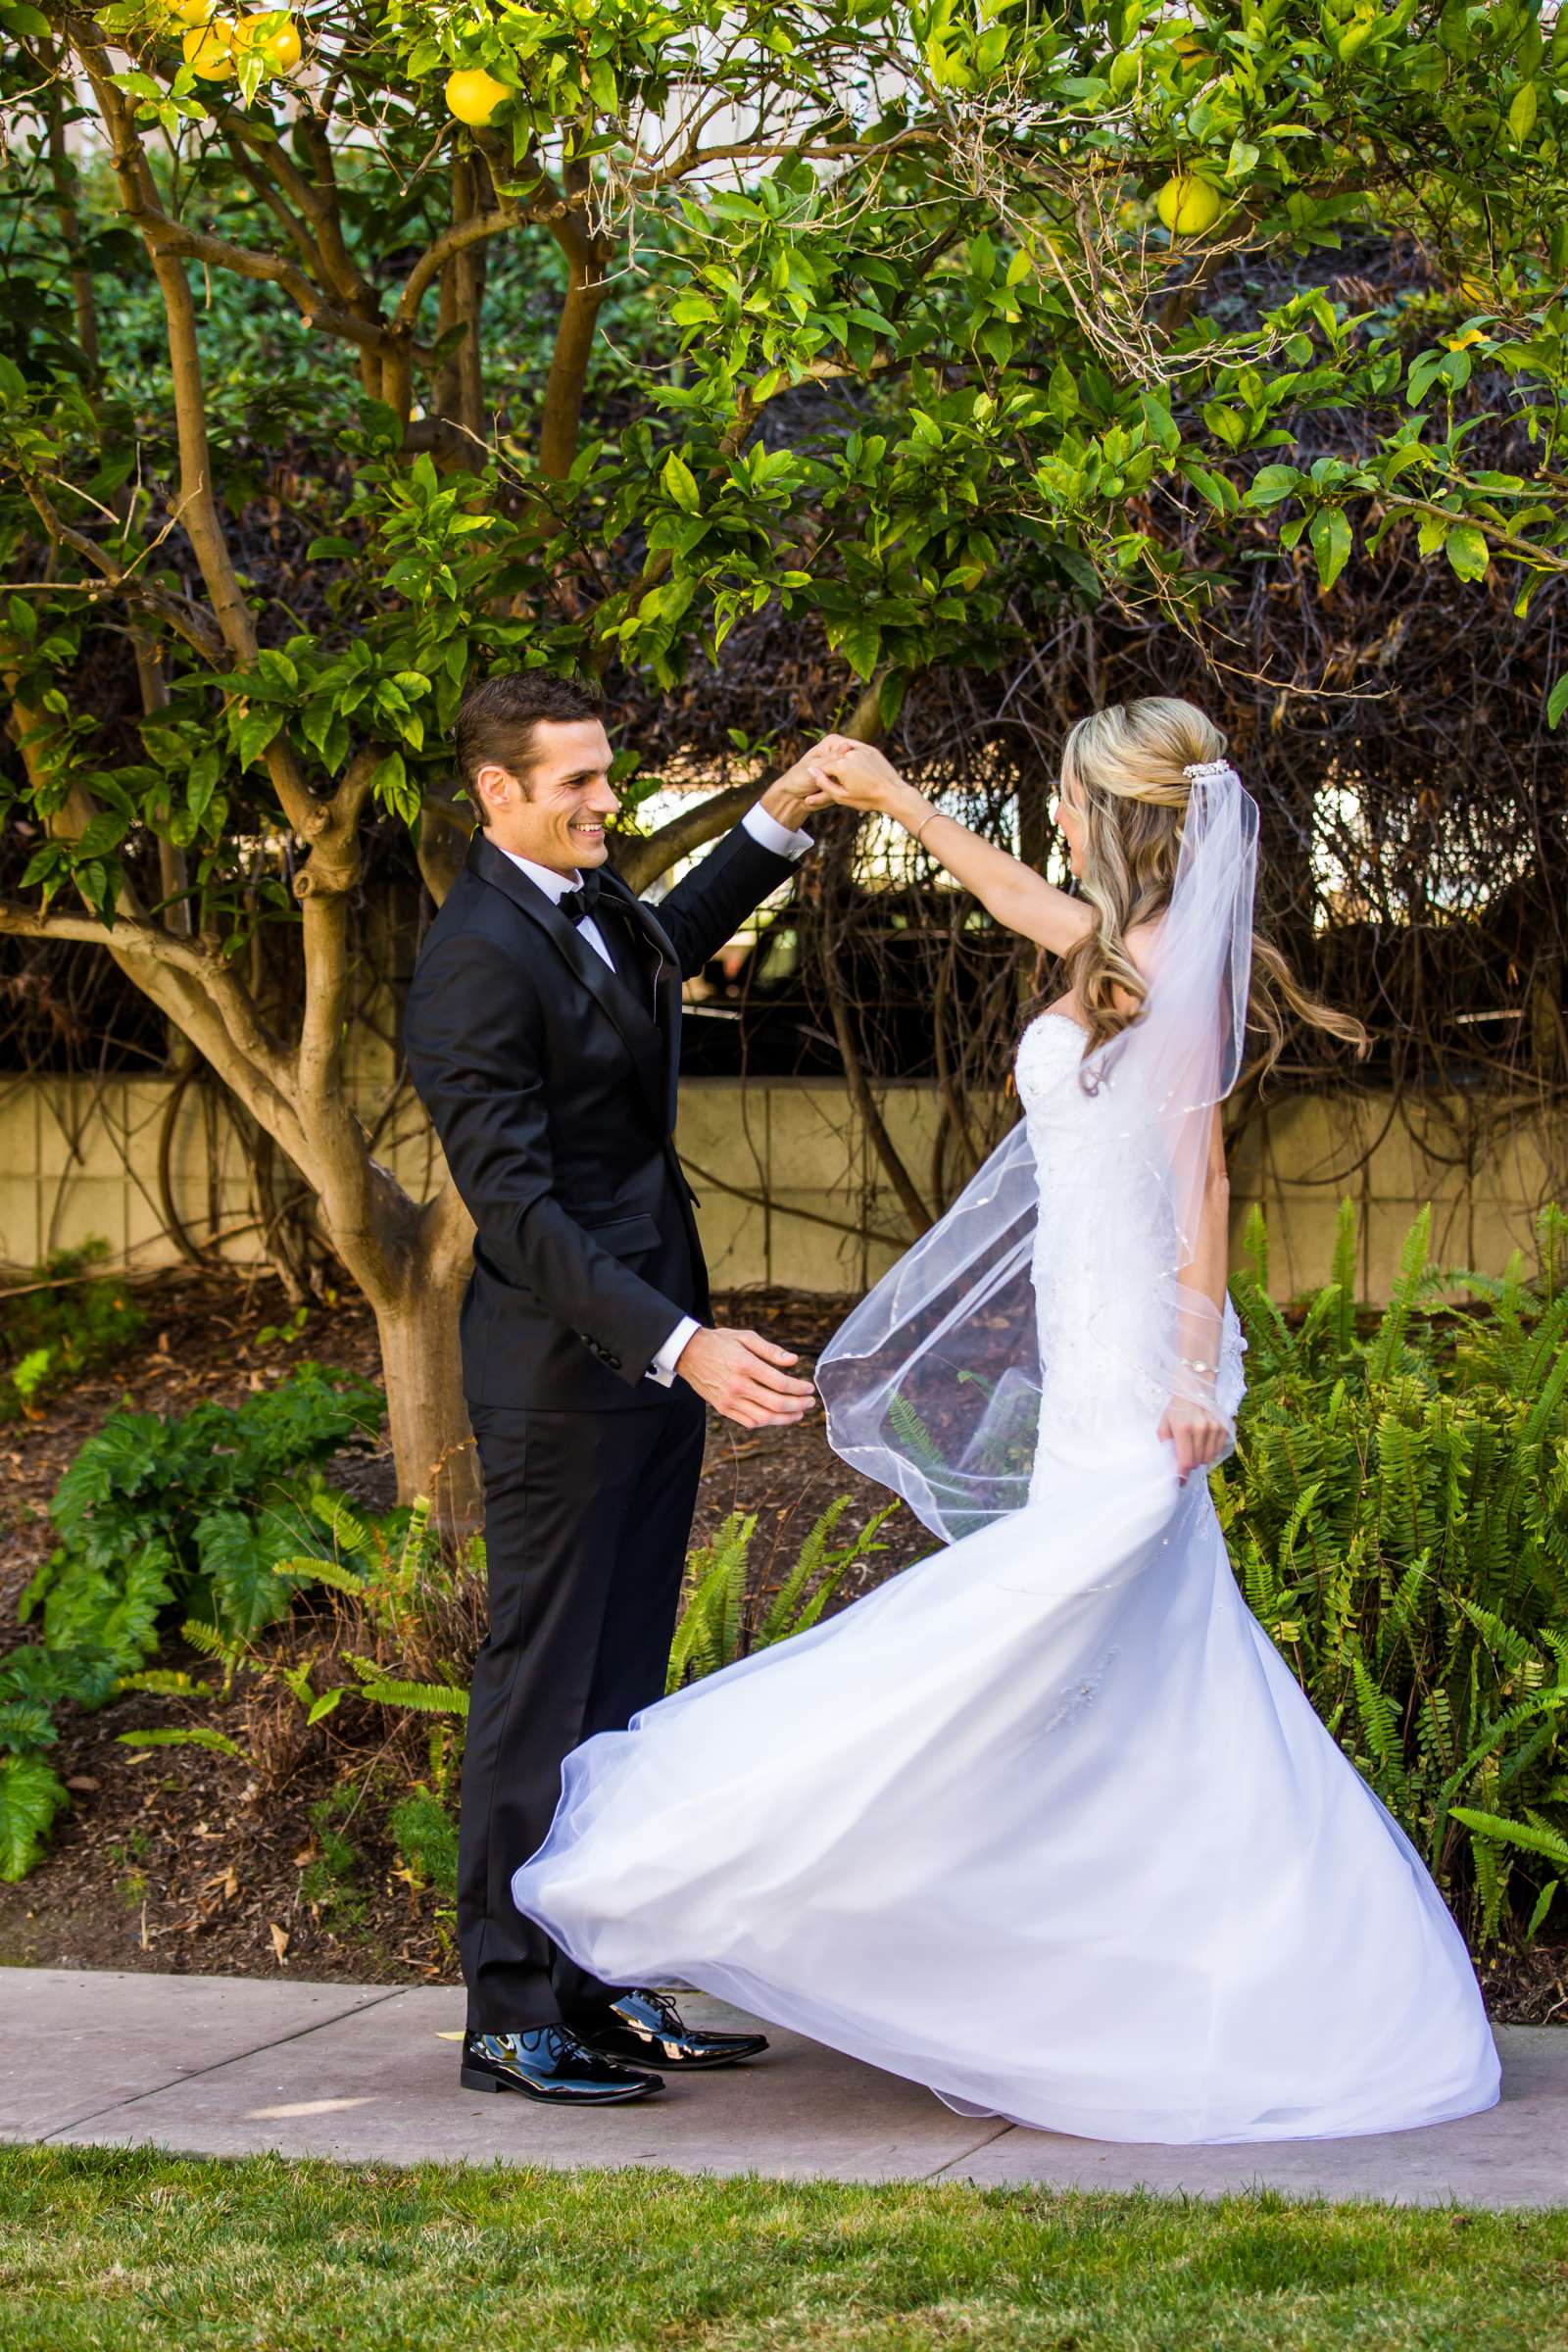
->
[597,871,682,1132]
[466,833,669,1134]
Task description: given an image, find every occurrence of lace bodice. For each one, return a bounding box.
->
[1015,1010,1245,1454]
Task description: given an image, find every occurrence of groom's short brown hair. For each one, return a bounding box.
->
[455,672,605,808]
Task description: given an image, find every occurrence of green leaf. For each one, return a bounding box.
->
[1309,507,1352,591]
[370,750,418,825]
[235,706,284,770]
[1445,523,1491,582]
[1248,465,1304,511]
[1508,80,1539,143]
[662,451,702,515]
[1545,673,1568,731]
[117,1727,245,1759]
[1139,390,1181,456]
[1047,360,1079,423]
[839,618,881,681]
[355,1679,469,1716]
[1451,1806,1568,1871]
[196,1506,294,1639]
[0,1755,68,1883]
[73,811,129,860]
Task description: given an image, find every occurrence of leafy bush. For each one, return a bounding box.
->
[0,1242,145,1423]
[18,1358,384,1666]
[0,1360,384,1880]
[1221,1200,1568,1946]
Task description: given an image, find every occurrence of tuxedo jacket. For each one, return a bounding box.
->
[404,821,798,1412]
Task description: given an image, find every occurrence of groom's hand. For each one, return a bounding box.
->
[675,1327,816,1429]
[760,734,858,830]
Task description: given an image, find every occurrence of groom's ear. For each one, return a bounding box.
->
[474,760,530,819]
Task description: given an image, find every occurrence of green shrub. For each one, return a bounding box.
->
[0,1241,146,1423]
[1220,1200,1568,1945]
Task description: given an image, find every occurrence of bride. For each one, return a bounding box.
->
[511,696,1500,2145]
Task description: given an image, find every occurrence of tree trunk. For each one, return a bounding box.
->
[373,1272,482,1544]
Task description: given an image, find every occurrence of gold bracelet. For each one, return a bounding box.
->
[912,805,941,850]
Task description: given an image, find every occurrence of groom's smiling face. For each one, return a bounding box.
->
[476,717,619,877]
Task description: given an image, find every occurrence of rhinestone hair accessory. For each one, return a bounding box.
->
[1181,757,1240,784]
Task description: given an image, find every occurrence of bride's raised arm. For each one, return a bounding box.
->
[807,744,1092,957]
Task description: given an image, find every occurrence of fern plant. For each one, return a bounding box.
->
[1221,1199,1568,1945]
[19,1360,384,1667]
[0,1634,117,1879]
[1,1360,385,1879]
[666,1496,896,1692]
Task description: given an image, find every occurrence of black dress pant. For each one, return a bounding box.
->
[460,1382,708,2030]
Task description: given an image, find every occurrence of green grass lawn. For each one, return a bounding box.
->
[1,2146,1566,2352]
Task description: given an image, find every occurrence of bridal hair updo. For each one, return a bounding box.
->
[1054,696,1367,1072]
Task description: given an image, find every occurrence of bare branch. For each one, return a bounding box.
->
[22,481,225,665]
[613,781,758,896]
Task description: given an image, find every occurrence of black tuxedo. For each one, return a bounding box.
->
[404,817,801,2030]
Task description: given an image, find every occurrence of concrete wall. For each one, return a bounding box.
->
[1,1072,1562,1301]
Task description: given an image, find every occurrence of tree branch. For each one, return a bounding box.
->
[395,200,527,331]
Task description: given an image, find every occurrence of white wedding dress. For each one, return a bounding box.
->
[511,1000,1499,2145]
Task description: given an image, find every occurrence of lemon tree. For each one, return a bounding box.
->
[4,0,1568,1517]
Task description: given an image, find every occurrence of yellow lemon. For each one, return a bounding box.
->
[182,18,235,76]
[1155,172,1223,236]
[445,67,508,125]
[235,10,302,69]
[172,0,214,24]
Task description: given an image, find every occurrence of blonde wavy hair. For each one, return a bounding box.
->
[1051,697,1367,1073]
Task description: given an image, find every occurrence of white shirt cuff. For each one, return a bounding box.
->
[742,802,813,861]
[647,1315,701,1387]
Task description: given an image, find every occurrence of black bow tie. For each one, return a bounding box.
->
[557,870,604,926]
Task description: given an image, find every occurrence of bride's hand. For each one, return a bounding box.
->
[1157,1396,1229,1484]
[761,734,859,827]
[805,741,911,816]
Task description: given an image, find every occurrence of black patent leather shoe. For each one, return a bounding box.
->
[460,2025,663,2104]
[579,1987,769,2071]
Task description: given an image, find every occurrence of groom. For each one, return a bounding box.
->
[405,671,840,2107]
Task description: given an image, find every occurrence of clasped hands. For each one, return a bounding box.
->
[760,734,901,831]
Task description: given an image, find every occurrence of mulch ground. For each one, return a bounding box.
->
[0,1271,928,1989]
[0,1268,1561,2029]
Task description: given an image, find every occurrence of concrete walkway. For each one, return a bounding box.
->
[1,1969,1563,2205]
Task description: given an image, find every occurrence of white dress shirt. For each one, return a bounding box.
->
[496,801,812,1385]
